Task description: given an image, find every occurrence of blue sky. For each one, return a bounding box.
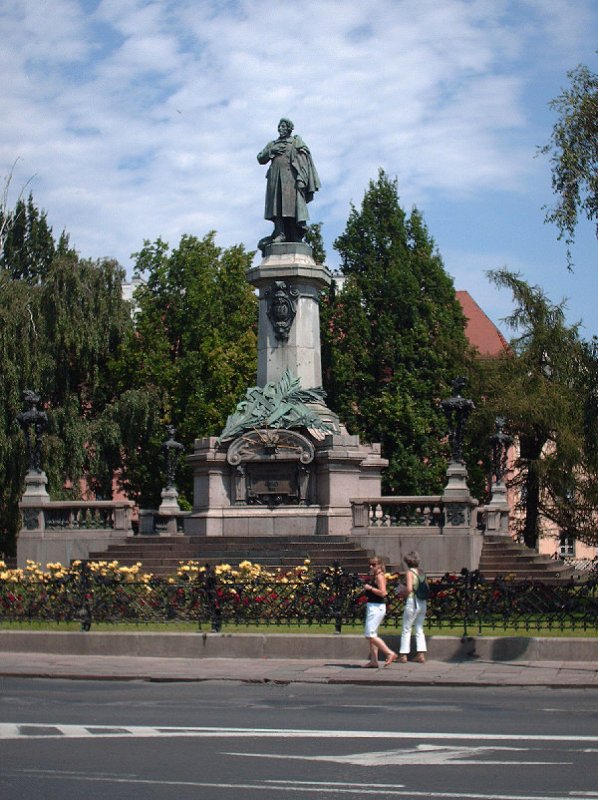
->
[1,0,596,338]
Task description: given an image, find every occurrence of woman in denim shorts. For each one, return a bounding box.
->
[362,556,398,668]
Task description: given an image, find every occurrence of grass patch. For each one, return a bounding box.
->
[1,620,596,637]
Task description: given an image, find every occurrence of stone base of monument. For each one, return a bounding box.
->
[184,239,388,537]
[349,529,483,576]
[185,431,387,537]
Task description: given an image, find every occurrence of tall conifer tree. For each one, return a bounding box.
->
[475,270,598,548]
[324,170,470,494]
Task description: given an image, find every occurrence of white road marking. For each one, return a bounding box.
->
[1,723,597,742]
[0,770,590,799]
[225,743,568,766]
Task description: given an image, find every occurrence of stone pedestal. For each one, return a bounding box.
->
[247,242,331,389]
[186,242,387,538]
[441,460,479,532]
[154,486,185,536]
[20,470,50,503]
[18,471,50,532]
[185,432,387,537]
[158,486,181,513]
[483,481,511,536]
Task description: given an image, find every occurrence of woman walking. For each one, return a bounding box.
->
[398,551,428,663]
[362,557,398,668]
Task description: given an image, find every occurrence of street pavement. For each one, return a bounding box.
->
[1,650,597,687]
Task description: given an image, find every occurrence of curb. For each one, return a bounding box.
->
[1,663,597,689]
[1,630,597,662]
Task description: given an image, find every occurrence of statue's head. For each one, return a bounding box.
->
[278,118,294,136]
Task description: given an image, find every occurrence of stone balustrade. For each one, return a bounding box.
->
[21,500,134,534]
[17,498,135,568]
[351,496,445,531]
[46,502,132,532]
[349,494,482,576]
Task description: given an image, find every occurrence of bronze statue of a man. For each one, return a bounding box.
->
[257,118,320,249]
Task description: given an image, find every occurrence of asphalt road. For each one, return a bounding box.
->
[1,678,596,799]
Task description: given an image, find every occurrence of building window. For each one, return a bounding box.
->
[559,534,575,557]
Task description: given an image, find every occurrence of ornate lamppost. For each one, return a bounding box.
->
[440,377,476,523]
[484,416,513,535]
[490,416,513,486]
[158,425,185,517]
[17,390,50,505]
[17,390,48,474]
[440,376,475,465]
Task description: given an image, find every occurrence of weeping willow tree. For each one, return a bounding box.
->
[0,194,133,555]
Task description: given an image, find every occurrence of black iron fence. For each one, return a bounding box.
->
[1,563,597,635]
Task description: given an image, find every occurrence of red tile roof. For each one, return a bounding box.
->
[456,290,509,357]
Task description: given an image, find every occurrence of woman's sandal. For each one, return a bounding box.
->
[398,654,408,663]
[414,653,426,664]
[362,661,379,669]
[383,652,398,668]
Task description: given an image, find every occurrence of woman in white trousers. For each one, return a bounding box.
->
[398,551,427,663]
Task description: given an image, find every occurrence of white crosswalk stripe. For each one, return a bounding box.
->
[1,723,598,742]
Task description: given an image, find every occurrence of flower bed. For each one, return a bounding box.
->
[1,559,596,634]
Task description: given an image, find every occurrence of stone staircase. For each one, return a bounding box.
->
[478,535,578,583]
[87,535,377,577]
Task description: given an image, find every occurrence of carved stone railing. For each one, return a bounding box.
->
[17,499,135,568]
[21,501,134,534]
[351,497,446,530]
[349,495,482,574]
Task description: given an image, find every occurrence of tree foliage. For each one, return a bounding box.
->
[304,222,327,265]
[110,233,258,507]
[476,269,598,548]
[0,195,133,554]
[323,170,472,494]
[0,193,73,283]
[540,59,598,267]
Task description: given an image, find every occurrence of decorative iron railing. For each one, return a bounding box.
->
[1,563,596,635]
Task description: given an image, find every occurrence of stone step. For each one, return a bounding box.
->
[480,554,562,570]
[478,535,579,583]
[90,548,367,562]
[87,534,378,577]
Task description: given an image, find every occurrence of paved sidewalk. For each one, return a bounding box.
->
[1,651,597,687]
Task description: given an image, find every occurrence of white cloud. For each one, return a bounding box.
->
[0,0,596,332]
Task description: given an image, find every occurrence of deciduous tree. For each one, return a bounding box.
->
[540,59,598,267]
[110,233,258,507]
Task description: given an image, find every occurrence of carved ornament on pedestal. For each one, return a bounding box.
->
[226,429,314,507]
[266,280,299,342]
